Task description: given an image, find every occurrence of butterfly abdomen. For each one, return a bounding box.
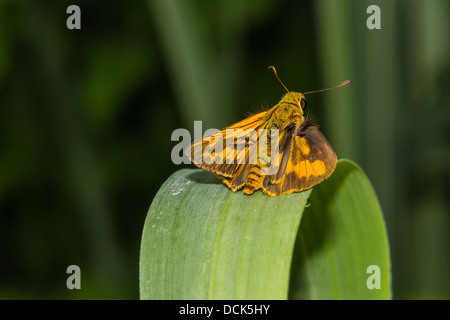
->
[243,165,264,195]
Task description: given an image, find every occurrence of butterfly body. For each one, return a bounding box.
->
[187,90,338,196]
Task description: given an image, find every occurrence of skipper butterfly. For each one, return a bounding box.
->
[187,67,351,196]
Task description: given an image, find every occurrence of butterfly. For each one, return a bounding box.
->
[186,66,351,196]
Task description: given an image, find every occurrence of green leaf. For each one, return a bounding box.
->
[289,159,391,299]
[139,170,311,299]
[139,159,391,299]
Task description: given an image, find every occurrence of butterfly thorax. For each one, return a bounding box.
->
[266,92,306,130]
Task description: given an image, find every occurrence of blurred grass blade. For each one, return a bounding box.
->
[139,170,311,299]
[140,159,391,299]
[289,159,391,299]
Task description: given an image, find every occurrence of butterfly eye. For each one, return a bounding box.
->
[300,99,307,110]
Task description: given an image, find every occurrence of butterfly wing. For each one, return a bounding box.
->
[186,111,270,189]
[262,124,337,196]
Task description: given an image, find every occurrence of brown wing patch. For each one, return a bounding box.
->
[262,125,337,196]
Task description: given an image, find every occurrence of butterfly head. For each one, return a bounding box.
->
[269,92,307,130]
[280,91,307,111]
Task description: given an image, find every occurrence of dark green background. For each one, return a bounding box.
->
[0,0,448,299]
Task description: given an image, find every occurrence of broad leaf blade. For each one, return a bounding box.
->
[289,159,391,299]
[140,159,391,299]
[139,169,311,299]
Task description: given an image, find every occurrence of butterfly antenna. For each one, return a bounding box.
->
[303,80,352,95]
[268,66,289,93]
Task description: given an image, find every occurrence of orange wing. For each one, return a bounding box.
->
[186,111,270,190]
